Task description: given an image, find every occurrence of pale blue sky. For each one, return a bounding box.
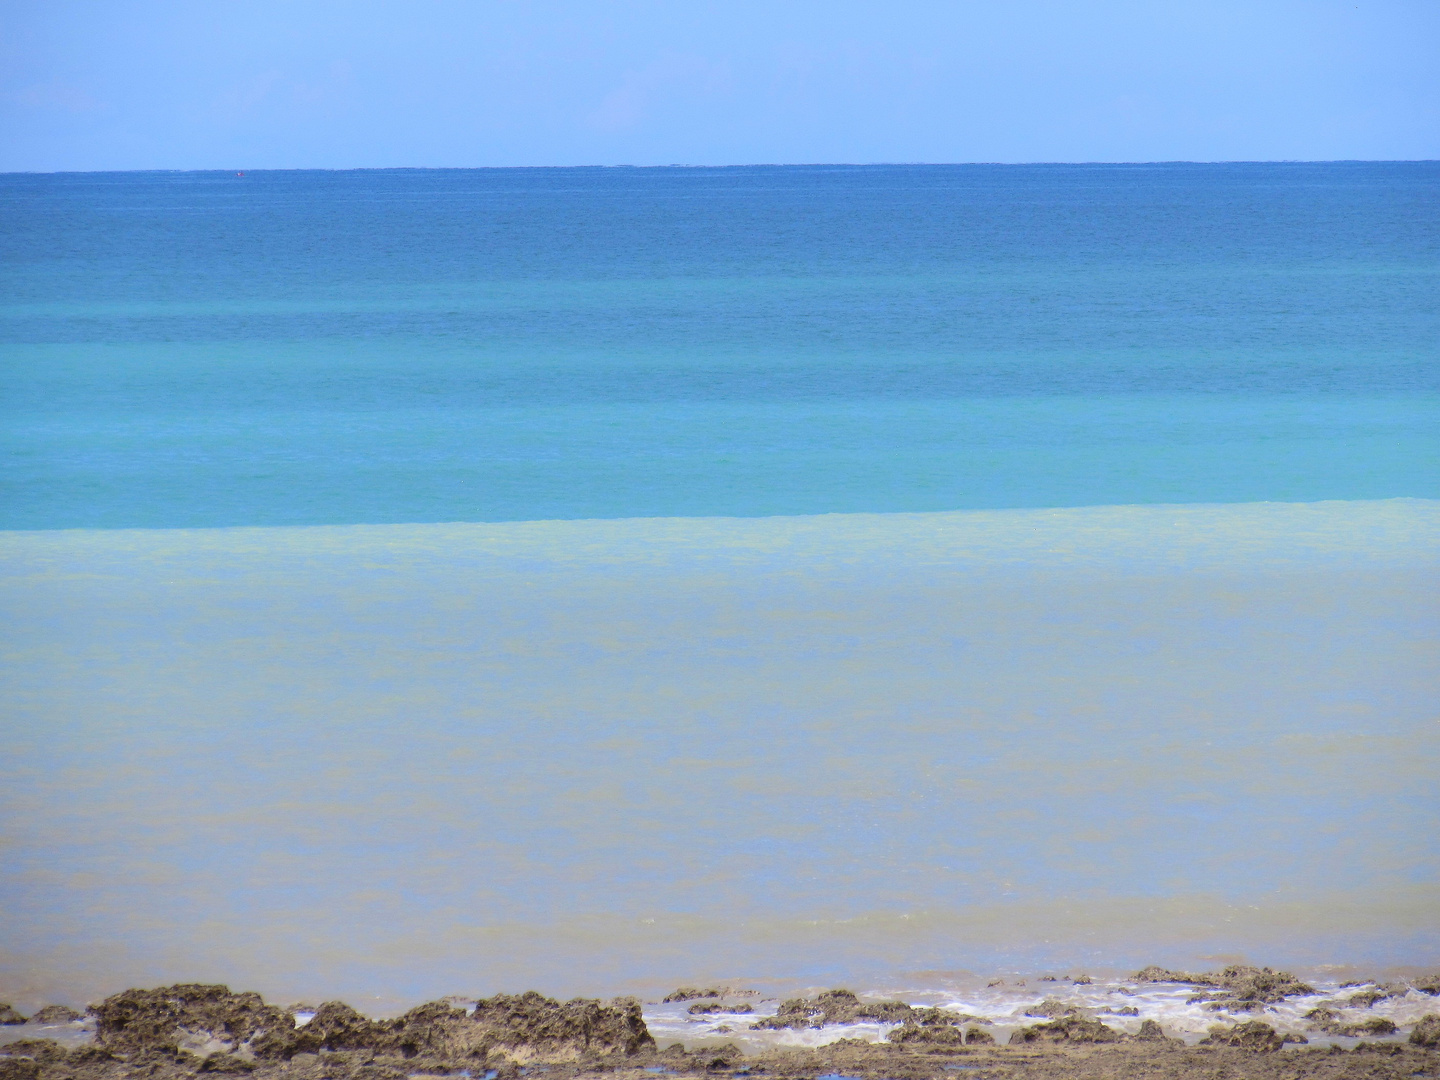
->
[1,0,1437,171]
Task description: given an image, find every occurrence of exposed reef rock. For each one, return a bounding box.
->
[1197,1021,1307,1052]
[0,1044,66,1067]
[87,986,651,1063]
[749,989,912,1030]
[1023,998,1082,1019]
[1305,1009,1399,1039]
[1008,1016,1122,1044]
[0,1007,28,1026]
[1134,1019,1176,1042]
[3,978,1437,1080]
[685,1004,751,1016]
[1410,1015,1440,1048]
[662,990,721,1004]
[887,1024,963,1047]
[1131,965,1314,1011]
[1343,987,1401,1008]
[27,1009,84,1026]
[1413,976,1440,996]
[888,1021,994,1047]
[90,986,292,1057]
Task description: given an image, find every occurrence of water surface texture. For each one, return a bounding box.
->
[2,163,1437,527]
[2,502,1437,1007]
[1,165,1437,1010]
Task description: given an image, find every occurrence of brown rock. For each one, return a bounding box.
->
[1198,1020,1284,1052]
[1409,1014,1440,1048]
[198,1053,256,1072]
[1334,1017,1398,1038]
[1131,965,1315,1012]
[1007,1016,1121,1044]
[887,1023,963,1046]
[90,985,293,1057]
[686,1003,751,1016]
[750,990,912,1030]
[963,1027,994,1045]
[0,1006,27,1026]
[662,989,721,1004]
[1133,1019,1173,1042]
[0,1060,39,1080]
[0,1041,66,1065]
[263,1001,385,1056]
[1023,998,1080,1019]
[28,1006,84,1025]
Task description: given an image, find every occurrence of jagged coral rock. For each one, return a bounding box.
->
[750,989,912,1030]
[1131,965,1313,1011]
[1408,1014,1440,1048]
[89,986,653,1064]
[686,1003,751,1016]
[887,1023,963,1046]
[90,985,293,1057]
[1008,1016,1121,1044]
[1198,1020,1285,1052]
[661,989,721,1003]
[1023,998,1081,1019]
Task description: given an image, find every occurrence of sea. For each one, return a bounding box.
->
[0,164,1437,1035]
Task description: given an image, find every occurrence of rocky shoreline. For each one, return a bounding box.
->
[2,967,1438,1080]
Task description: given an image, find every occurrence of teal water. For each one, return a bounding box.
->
[2,163,1437,527]
[1,166,1438,1011]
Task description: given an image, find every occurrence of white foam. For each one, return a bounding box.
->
[643,977,1437,1050]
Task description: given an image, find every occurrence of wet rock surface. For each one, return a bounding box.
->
[0,1010,28,1027]
[1411,1014,1440,1048]
[26,1013,83,1028]
[749,990,912,1031]
[686,1005,751,1017]
[1131,965,1315,1011]
[1008,1016,1122,1044]
[84,986,651,1063]
[1198,1020,1288,1052]
[3,981,1437,1080]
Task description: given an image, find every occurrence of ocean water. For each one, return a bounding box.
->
[1,163,1437,526]
[0,165,1438,1020]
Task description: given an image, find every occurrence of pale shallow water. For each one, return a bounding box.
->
[0,499,1436,1012]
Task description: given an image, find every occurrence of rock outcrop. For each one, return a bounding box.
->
[1023,998,1081,1019]
[90,986,292,1058]
[1130,965,1313,1011]
[1198,1021,1287,1052]
[1410,1014,1440,1048]
[661,989,721,1004]
[1008,1016,1121,1044]
[686,1003,751,1016]
[28,1008,83,1026]
[0,1006,28,1026]
[88,986,652,1063]
[750,989,912,1030]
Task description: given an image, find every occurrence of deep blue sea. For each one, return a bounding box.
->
[2,162,1436,527]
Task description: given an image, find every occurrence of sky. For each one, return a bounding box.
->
[0,0,1438,171]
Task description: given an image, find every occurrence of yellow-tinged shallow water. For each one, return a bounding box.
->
[1,500,1436,1010]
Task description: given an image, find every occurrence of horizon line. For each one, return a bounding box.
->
[4,158,1440,177]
